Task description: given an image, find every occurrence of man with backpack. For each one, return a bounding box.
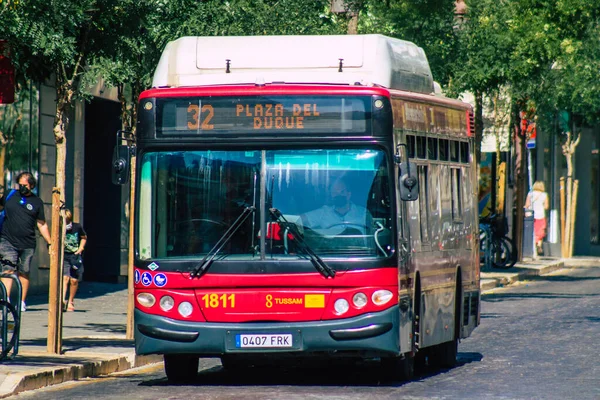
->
[0,172,52,311]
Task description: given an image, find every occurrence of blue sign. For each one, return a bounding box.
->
[134,269,141,284]
[526,139,536,149]
[141,271,153,286]
[154,273,167,287]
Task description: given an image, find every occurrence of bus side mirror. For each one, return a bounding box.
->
[398,162,419,201]
[112,145,130,185]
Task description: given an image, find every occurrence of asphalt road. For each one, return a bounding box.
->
[16,266,600,400]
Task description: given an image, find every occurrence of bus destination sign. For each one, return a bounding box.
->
[156,96,370,135]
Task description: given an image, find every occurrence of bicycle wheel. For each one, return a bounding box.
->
[501,237,517,268]
[0,300,19,359]
[491,237,514,269]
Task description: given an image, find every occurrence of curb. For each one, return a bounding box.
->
[481,260,565,293]
[562,258,600,268]
[0,353,162,398]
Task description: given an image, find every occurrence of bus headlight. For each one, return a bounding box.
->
[372,290,393,306]
[334,299,350,315]
[178,301,194,317]
[159,295,175,311]
[352,292,368,308]
[137,293,156,308]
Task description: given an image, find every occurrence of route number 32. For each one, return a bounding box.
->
[187,104,215,130]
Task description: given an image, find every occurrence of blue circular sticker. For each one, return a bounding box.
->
[134,269,141,284]
[153,273,167,287]
[141,271,153,286]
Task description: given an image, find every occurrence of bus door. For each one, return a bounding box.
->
[395,140,417,355]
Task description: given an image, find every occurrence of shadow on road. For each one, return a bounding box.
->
[138,351,483,388]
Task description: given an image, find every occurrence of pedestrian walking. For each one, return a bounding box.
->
[525,180,549,255]
[0,172,52,311]
[62,209,87,312]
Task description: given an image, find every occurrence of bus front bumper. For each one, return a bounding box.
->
[135,306,399,357]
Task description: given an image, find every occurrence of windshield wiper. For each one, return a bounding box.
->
[189,206,256,279]
[269,208,335,279]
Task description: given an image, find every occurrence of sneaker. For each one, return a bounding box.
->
[21,301,26,312]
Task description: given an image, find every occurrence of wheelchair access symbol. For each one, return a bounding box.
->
[141,272,152,286]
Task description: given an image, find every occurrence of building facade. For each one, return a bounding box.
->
[0,79,127,294]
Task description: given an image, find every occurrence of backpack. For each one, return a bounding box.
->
[0,190,17,234]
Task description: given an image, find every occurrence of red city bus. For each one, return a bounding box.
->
[113,35,480,382]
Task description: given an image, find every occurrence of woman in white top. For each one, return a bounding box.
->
[524,181,549,254]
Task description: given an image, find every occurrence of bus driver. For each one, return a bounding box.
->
[300,178,373,236]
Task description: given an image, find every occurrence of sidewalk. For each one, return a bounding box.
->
[0,282,161,398]
[0,257,595,398]
[480,256,566,291]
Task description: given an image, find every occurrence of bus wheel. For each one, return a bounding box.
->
[435,338,458,368]
[164,354,199,383]
[380,354,414,382]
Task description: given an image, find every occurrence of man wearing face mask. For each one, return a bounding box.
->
[301,177,373,236]
[0,172,52,312]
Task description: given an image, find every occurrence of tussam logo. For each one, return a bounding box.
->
[148,262,159,271]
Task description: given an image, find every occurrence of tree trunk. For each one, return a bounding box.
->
[513,107,527,261]
[347,13,358,34]
[47,86,71,354]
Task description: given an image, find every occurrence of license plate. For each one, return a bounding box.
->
[235,334,293,348]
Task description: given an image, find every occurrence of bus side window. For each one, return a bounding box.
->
[416,136,426,159]
[451,167,462,220]
[418,165,430,242]
[427,137,438,160]
[460,141,469,163]
[439,139,449,161]
[450,141,459,162]
[407,135,416,158]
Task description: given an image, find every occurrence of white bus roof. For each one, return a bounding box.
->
[152,35,435,94]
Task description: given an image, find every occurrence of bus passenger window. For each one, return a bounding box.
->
[416,136,426,159]
[427,138,438,160]
[439,139,449,161]
[451,168,462,219]
[407,135,416,158]
[450,141,459,162]
[460,142,469,163]
[418,165,430,242]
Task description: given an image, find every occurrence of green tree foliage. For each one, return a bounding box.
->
[158,0,342,42]
[451,0,600,125]
[351,0,459,86]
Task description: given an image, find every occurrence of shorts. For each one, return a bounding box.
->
[63,253,84,280]
[0,239,35,275]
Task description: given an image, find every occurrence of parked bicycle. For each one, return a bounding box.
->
[479,214,516,269]
[0,257,22,360]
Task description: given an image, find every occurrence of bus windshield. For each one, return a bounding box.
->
[138,149,393,261]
